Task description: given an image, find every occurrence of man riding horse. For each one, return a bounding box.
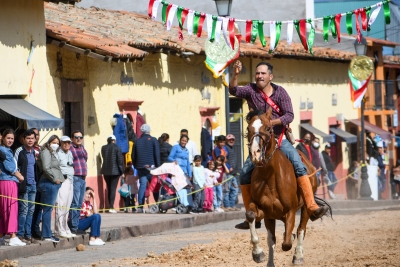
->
[229,60,329,229]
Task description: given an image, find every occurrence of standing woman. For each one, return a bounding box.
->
[101,135,124,213]
[158,133,172,165]
[168,135,193,209]
[38,135,65,243]
[0,129,25,246]
[54,136,75,238]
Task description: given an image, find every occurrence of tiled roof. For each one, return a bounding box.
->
[365,37,400,47]
[44,2,355,61]
[383,55,400,64]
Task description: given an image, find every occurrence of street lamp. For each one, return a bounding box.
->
[213,0,232,17]
[353,35,373,200]
[213,0,233,135]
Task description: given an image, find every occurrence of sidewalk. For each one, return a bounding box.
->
[1,199,399,261]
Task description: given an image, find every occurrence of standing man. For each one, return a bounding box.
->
[131,124,160,213]
[15,129,40,244]
[223,134,240,211]
[321,144,337,199]
[178,129,198,167]
[101,135,124,213]
[310,137,323,185]
[377,143,386,199]
[30,127,42,239]
[69,130,87,235]
[229,60,328,229]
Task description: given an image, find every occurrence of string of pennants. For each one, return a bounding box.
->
[148,0,392,55]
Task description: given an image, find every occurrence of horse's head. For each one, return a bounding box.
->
[246,107,274,164]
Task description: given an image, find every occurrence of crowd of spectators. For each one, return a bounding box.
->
[0,127,104,246]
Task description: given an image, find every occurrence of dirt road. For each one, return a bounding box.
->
[103,209,400,267]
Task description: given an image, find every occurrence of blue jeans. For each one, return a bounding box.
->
[327,171,338,192]
[137,169,152,205]
[213,184,223,209]
[38,178,61,238]
[240,139,308,184]
[316,170,321,186]
[78,214,101,237]
[223,176,239,208]
[31,190,42,236]
[17,184,36,238]
[69,176,86,231]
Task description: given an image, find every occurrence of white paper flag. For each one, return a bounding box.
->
[187,10,194,35]
[287,21,294,45]
[369,3,382,26]
[166,5,178,30]
[270,21,276,51]
[151,0,162,21]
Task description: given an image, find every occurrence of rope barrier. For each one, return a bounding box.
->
[0,166,362,211]
[0,175,236,212]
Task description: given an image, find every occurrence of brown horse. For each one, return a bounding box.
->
[245,108,331,266]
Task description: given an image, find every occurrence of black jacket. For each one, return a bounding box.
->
[296,143,311,161]
[101,143,124,176]
[15,147,40,194]
[200,128,212,164]
[132,134,160,169]
[321,151,335,172]
[159,142,172,165]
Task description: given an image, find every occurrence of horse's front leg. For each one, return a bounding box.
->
[292,205,308,265]
[246,203,266,263]
[265,219,276,267]
[282,209,296,251]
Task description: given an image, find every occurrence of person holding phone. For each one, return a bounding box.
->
[78,187,105,246]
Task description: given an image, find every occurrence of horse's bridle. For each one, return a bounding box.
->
[248,116,277,166]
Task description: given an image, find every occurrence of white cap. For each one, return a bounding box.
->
[108,134,116,141]
[60,136,72,142]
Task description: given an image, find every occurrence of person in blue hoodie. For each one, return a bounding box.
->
[112,114,129,154]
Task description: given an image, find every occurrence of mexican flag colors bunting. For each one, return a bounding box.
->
[349,70,372,109]
[294,19,315,55]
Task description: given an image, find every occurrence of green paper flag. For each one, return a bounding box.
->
[161,1,169,25]
[251,20,258,44]
[193,12,200,35]
[210,16,218,42]
[346,11,353,35]
[383,0,391,24]
[258,20,266,47]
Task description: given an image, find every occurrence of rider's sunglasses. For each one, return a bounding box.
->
[74,136,83,139]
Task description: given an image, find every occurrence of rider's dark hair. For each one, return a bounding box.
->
[256,62,273,74]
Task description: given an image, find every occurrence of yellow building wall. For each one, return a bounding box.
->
[46,45,226,177]
[236,58,357,168]
[0,0,47,107]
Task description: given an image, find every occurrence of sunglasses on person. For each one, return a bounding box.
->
[74,136,83,139]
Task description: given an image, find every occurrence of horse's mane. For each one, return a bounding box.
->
[246,110,264,124]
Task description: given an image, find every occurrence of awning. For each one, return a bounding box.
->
[349,119,392,141]
[0,99,64,130]
[300,123,334,143]
[329,127,357,144]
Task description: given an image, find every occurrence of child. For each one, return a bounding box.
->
[123,166,139,213]
[78,187,105,246]
[203,160,219,212]
[214,155,230,212]
[191,155,205,214]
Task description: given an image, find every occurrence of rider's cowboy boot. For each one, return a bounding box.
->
[235,184,261,230]
[297,175,329,221]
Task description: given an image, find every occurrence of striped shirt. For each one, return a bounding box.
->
[229,82,294,136]
[70,144,88,177]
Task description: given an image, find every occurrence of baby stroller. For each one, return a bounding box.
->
[146,166,188,214]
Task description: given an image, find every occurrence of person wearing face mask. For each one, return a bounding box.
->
[296,133,313,162]
[37,135,65,243]
[310,137,322,186]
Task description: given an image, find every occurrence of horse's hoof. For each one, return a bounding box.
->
[292,257,304,265]
[282,242,292,252]
[252,251,266,263]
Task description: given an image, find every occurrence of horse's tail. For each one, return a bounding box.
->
[314,196,333,220]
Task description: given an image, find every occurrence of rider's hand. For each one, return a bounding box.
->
[233,60,242,75]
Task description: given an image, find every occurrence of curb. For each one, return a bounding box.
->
[0,211,244,261]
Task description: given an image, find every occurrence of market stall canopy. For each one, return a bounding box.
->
[329,127,357,144]
[349,119,392,141]
[300,123,334,143]
[0,99,64,130]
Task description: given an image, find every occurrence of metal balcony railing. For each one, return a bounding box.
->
[365,80,396,110]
